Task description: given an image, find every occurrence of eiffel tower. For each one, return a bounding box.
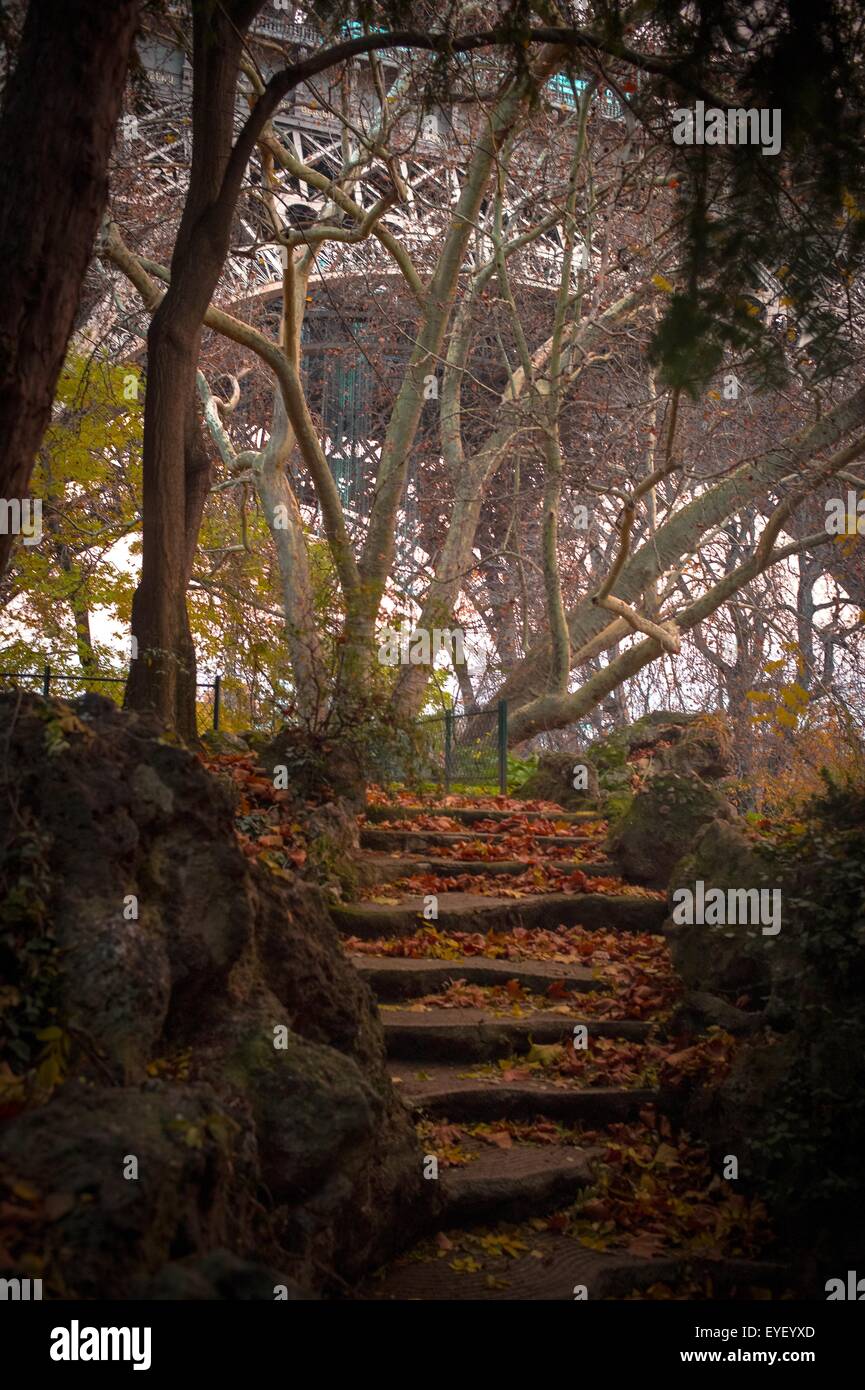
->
[118,4,628,560]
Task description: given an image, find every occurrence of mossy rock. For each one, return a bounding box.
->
[663,817,778,999]
[515,752,600,809]
[652,714,733,780]
[200,728,251,755]
[0,690,429,1298]
[237,728,273,754]
[587,711,731,787]
[606,770,733,889]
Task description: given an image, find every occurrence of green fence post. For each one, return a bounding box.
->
[444,707,454,793]
[497,699,508,795]
[213,674,221,731]
[42,662,51,698]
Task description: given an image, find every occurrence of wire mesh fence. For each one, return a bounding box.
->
[209,680,291,736]
[374,701,509,794]
[0,666,509,789]
[0,664,221,737]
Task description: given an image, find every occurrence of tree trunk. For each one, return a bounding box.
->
[391,284,651,723]
[507,435,865,742]
[125,1,264,732]
[0,0,141,577]
[489,379,865,728]
[347,45,568,684]
[177,402,215,743]
[540,419,570,693]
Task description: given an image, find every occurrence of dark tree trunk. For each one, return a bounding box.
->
[126,387,214,739]
[0,0,141,577]
[124,0,264,734]
[177,403,215,743]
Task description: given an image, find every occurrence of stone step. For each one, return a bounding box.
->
[356,854,446,885]
[361,827,597,852]
[438,1145,597,1227]
[364,805,598,826]
[359,852,618,883]
[334,890,665,940]
[383,1008,650,1062]
[349,954,605,1001]
[395,1063,658,1122]
[364,1235,792,1301]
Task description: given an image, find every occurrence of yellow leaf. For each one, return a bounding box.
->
[651,273,674,293]
[653,1142,680,1167]
[11,1180,40,1203]
[36,1054,62,1091]
[779,682,809,708]
[57,714,88,736]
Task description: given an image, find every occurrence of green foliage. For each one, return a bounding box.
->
[3,353,142,670]
[506,753,538,791]
[603,789,634,825]
[641,1,865,391]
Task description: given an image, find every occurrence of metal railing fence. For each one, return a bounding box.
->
[0,668,509,789]
[0,664,221,736]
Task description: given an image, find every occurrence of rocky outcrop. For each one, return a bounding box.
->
[651,716,732,781]
[514,752,600,809]
[199,728,251,755]
[606,771,734,890]
[668,989,763,1038]
[0,692,432,1299]
[259,724,367,805]
[663,817,779,1003]
[566,711,732,822]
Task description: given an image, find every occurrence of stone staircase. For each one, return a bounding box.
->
[336,798,788,1300]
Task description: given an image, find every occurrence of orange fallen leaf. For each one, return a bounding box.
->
[482,1129,513,1149]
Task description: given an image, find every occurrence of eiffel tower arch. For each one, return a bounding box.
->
[102,3,642,727]
[120,3,631,569]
